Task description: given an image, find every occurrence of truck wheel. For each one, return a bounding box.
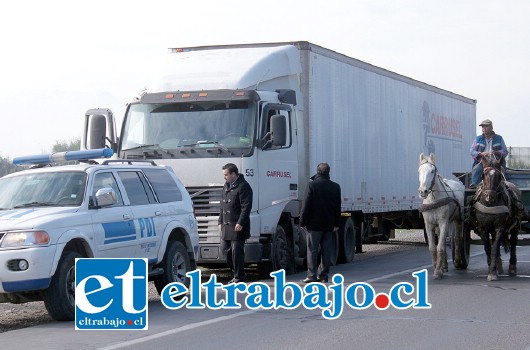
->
[259,224,293,277]
[43,250,82,321]
[338,217,355,263]
[272,224,295,274]
[154,241,191,295]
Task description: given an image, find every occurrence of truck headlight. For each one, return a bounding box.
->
[0,231,50,248]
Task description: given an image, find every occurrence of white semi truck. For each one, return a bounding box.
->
[82,41,476,274]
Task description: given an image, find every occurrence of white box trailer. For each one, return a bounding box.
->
[83,42,476,273]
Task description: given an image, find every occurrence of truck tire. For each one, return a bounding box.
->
[43,250,82,321]
[154,241,191,295]
[272,225,295,275]
[338,217,356,263]
[259,223,297,277]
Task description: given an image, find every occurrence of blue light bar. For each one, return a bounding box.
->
[13,148,114,165]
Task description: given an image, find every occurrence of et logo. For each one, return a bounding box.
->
[75,258,148,330]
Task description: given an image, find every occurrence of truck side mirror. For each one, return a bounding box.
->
[262,114,287,150]
[88,115,107,149]
[82,108,118,152]
[270,114,287,147]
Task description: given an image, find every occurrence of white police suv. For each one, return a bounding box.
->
[0,149,198,321]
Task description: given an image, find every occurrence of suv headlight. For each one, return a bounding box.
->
[0,230,50,248]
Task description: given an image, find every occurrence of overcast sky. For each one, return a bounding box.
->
[1,0,529,158]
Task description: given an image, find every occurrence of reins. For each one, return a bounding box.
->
[419,162,462,217]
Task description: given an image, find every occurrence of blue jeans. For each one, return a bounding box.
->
[471,163,483,185]
[471,162,506,185]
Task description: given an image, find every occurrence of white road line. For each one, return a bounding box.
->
[97,309,258,350]
[98,250,486,349]
[365,250,485,283]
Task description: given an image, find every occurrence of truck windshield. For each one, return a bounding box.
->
[0,172,87,209]
[120,100,256,154]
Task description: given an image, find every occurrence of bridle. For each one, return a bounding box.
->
[481,166,505,204]
[420,161,438,196]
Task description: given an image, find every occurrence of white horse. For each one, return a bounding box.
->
[418,153,465,279]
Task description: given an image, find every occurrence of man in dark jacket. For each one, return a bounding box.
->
[218,163,253,283]
[300,163,341,283]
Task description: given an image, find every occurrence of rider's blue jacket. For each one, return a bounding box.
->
[470,132,508,166]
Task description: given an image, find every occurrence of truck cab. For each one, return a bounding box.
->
[83,86,301,274]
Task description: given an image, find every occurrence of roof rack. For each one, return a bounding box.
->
[102,159,158,166]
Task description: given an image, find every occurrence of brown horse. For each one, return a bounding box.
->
[469,155,524,281]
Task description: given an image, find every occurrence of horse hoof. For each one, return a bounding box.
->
[453,260,462,269]
[487,274,498,282]
[509,265,517,276]
[434,271,443,280]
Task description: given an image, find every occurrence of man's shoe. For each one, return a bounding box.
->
[317,277,329,283]
[469,183,477,189]
[228,278,245,284]
[302,277,317,283]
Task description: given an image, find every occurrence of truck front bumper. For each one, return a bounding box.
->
[197,243,263,264]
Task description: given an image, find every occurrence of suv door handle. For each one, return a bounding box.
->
[123,214,131,220]
[155,211,161,216]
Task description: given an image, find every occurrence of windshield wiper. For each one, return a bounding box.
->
[123,144,160,151]
[123,144,174,157]
[13,202,58,208]
[183,141,231,154]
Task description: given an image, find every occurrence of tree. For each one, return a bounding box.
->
[50,137,82,165]
[0,156,17,177]
[51,137,81,153]
[0,138,82,178]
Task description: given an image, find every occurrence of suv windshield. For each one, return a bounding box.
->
[120,100,256,154]
[0,171,87,209]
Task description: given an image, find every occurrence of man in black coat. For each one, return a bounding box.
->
[218,163,253,283]
[300,163,341,283]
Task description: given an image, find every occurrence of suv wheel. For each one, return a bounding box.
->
[43,250,82,321]
[154,241,191,295]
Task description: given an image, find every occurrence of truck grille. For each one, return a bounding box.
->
[187,186,223,243]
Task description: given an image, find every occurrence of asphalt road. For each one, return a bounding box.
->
[2,231,530,349]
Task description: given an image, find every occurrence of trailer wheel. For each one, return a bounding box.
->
[355,218,364,253]
[338,217,355,263]
[43,250,82,321]
[154,241,191,295]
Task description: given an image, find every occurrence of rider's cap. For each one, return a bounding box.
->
[479,119,492,127]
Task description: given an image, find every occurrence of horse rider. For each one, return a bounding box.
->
[469,119,508,189]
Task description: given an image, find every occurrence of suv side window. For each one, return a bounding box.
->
[143,169,182,203]
[92,172,124,206]
[118,171,155,205]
